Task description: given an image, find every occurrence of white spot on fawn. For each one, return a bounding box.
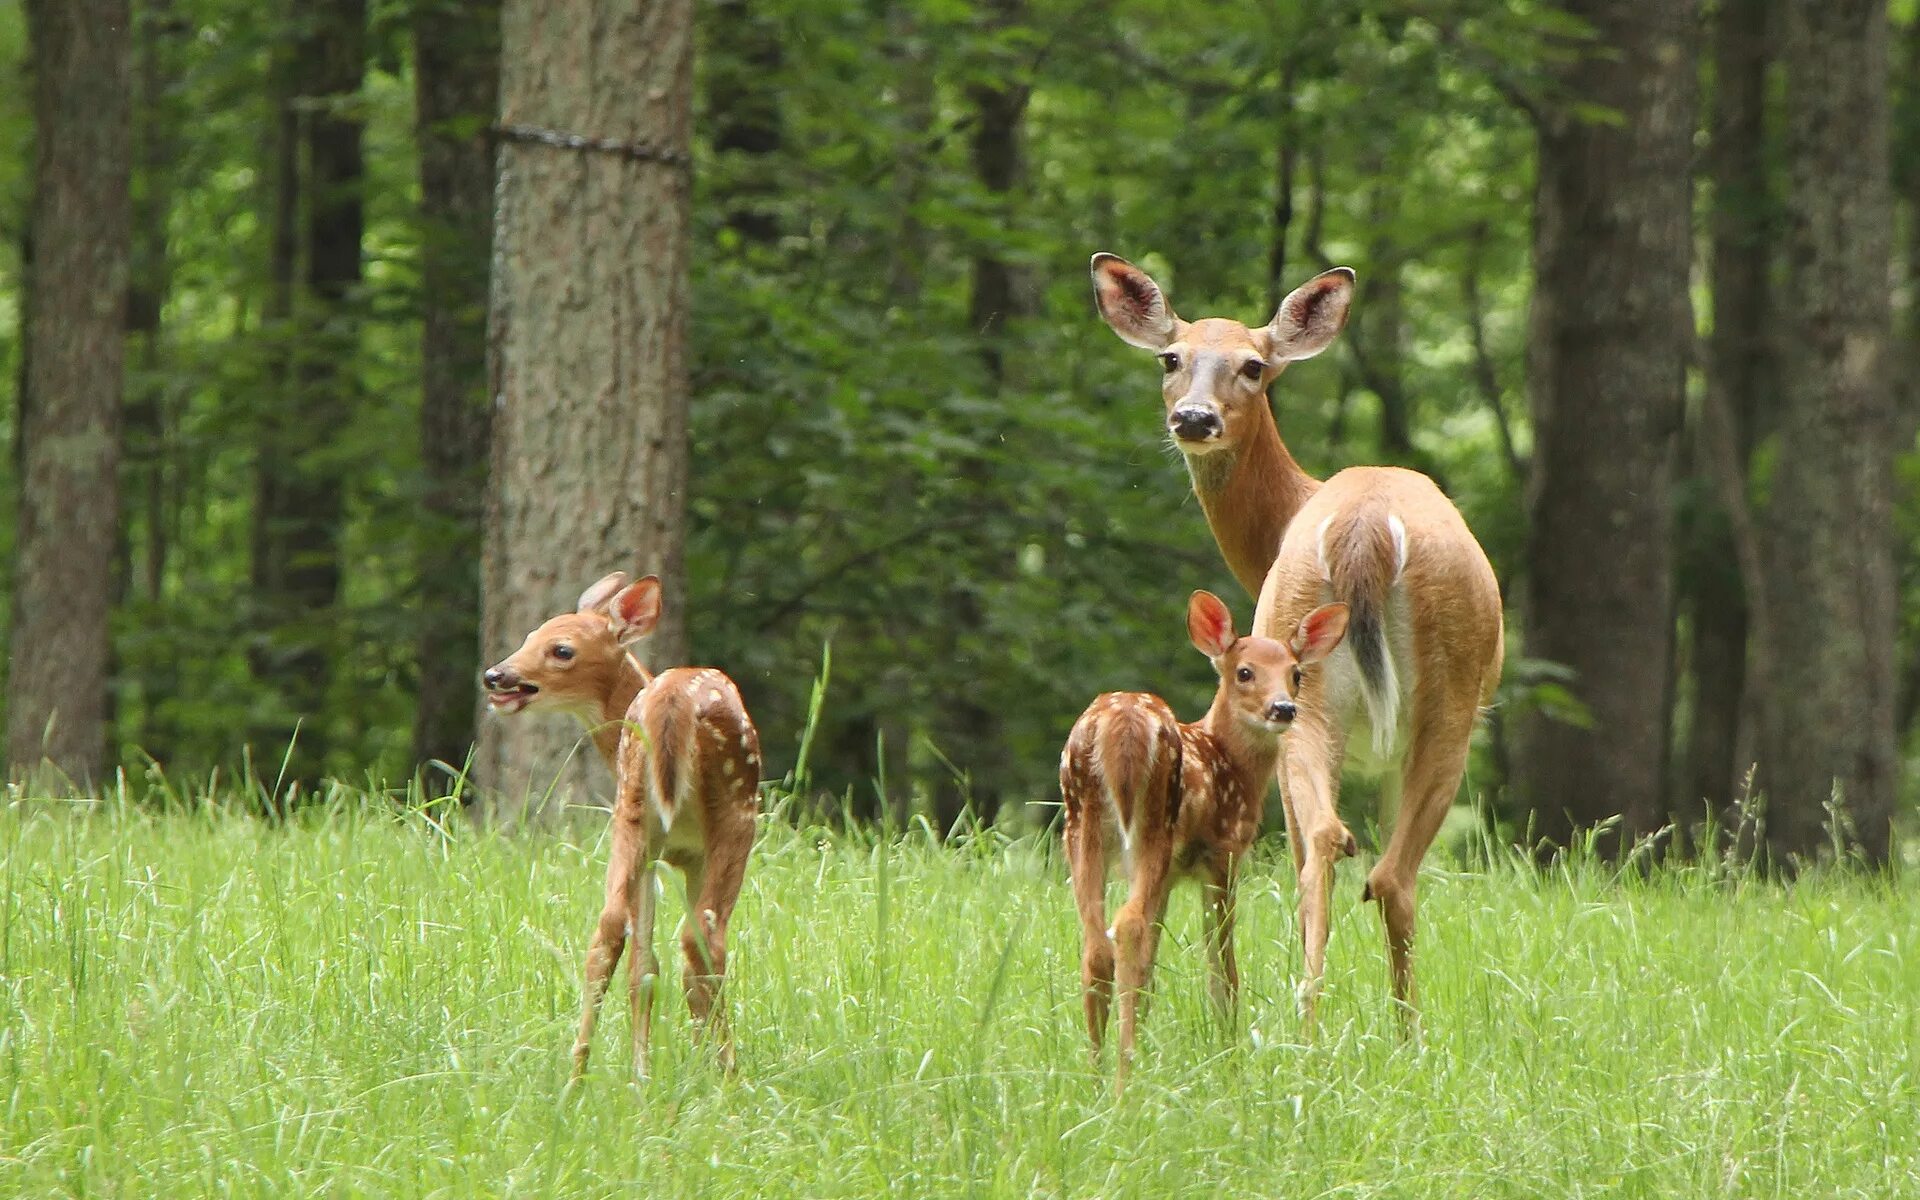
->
[722,760,735,777]
[708,688,723,703]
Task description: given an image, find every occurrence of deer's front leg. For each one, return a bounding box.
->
[573,807,644,1079]
[1284,719,1352,1037]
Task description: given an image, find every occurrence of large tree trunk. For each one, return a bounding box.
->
[1515,0,1696,860]
[477,0,693,823]
[1679,0,1772,845]
[1756,0,1897,867]
[6,0,133,788]
[249,0,366,792]
[410,0,499,787]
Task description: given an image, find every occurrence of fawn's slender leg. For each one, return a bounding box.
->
[1202,863,1240,1025]
[573,805,644,1079]
[1285,710,1352,1036]
[1111,844,1171,1090]
[1065,807,1114,1057]
[678,805,751,1072]
[1365,688,1474,1039]
[627,849,661,1080]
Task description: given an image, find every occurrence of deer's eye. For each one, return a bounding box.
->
[1291,666,1303,689]
[552,644,575,661]
[1235,666,1254,683]
[1158,352,1180,375]
[1241,359,1266,380]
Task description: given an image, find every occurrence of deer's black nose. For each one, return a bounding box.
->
[483,666,511,690]
[1267,699,1297,723]
[1169,407,1222,440]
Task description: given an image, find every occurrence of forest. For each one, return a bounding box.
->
[3,0,1917,869]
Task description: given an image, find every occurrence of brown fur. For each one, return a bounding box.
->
[1093,254,1505,1037]
[482,574,760,1077]
[1060,592,1347,1089]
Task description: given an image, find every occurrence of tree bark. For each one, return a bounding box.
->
[249,0,366,791]
[410,0,499,787]
[1515,0,1695,860]
[6,0,132,788]
[1756,0,1897,867]
[1679,0,1772,845]
[478,0,693,823]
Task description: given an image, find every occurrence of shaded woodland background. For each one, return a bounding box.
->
[2,0,1916,867]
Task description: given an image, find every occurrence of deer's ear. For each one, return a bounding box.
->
[1186,590,1238,659]
[1265,268,1354,362]
[577,571,630,614]
[1291,603,1350,665]
[610,576,663,645]
[1091,252,1179,350]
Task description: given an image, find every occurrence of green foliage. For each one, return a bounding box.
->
[4,792,1917,1195]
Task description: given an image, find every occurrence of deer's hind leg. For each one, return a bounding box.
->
[573,805,645,1080]
[675,805,752,1072]
[1064,794,1115,1058]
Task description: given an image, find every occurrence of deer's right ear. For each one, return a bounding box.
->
[1091,252,1178,350]
[1186,590,1238,659]
[609,576,663,645]
[577,571,630,614]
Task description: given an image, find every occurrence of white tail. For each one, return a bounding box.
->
[1060,591,1348,1089]
[1093,253,1505,1035]
[482,571,760,1077]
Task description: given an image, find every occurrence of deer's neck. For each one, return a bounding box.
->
[1185,407,1321,598]
[587,654,652,766]
[1198,700,1283,804]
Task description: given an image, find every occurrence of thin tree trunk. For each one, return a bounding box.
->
[478,0,693,824]
[1515,0,1696,861]
[249,0,366,793]
[6,0,132,789]
[1679,0,1771,848]
[411,0,499,787]
[1757,0,1897,867]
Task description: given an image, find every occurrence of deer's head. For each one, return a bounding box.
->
[481,572,660,718]
[1187,590,1348,733]
[1091,253,1354,458]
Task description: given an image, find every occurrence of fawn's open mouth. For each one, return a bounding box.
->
[487,683,540,713]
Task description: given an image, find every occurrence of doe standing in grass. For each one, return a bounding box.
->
[482,572,760,1078]
[1061,590,1347,1086]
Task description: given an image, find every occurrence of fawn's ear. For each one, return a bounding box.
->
[577,571,630,614]
[1091,252,1179,350]
[609,576,663,645]
[1291,603,1350,665]
[1264,268,1355,363]
[1187,590,1238,659]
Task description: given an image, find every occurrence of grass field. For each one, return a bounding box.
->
[3,792,1916,1198]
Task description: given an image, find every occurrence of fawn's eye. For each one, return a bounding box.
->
[1235,666,1254,683]
[551,644,575,661]
[1158,353,1180,375]
[1240,359,1265,380]
[1292,666,1303,688]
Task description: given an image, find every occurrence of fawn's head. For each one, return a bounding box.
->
[1187,591,1349,733]
[1090,253,1353,459]
[481,572,661,717]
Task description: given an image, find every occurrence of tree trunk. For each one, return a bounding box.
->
[934,0,1030,833]
[1679,0,1772,846]
[6,0,132,789]
[249,0,366,792]
[1756,0,1897,867]
[478,0,693,823]
[1515,0,1696,860]
[411,0,499,788]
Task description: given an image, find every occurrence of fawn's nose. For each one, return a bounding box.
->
[1169,406,1222,441]
[482,666,512,690]
[1266,699,1297,724]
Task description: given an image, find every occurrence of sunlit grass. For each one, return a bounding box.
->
[2,790,1915,1197]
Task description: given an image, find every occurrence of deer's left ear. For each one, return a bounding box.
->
[610,576,663,645]
[1265,268,1355,363]
[1091,252,1179,350]
[1186,590,1238,659]
[1291,603,1350,665]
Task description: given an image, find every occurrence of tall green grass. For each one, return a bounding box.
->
[2,791,1914,1197]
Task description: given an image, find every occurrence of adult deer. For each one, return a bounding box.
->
[1089,254,1504,1031]
[1062,591,1347,1087]
[482,572,760,1077]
